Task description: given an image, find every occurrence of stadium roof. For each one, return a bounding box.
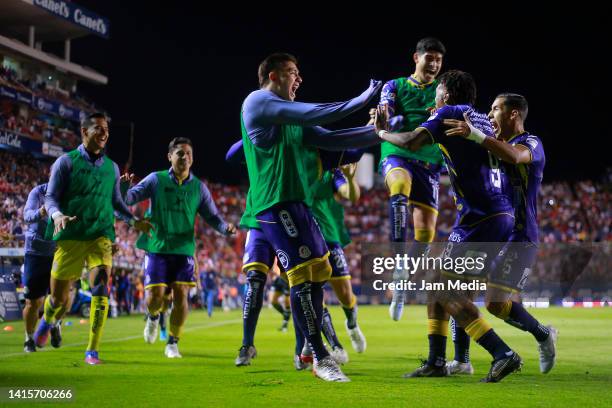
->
[0,0,109,41]
[0,0,109,84]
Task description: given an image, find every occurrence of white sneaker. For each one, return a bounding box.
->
[346,322,366,353]
[538,326,558,374]
[330,346,349,365]
[144,315,159,344]
[313,356,350,382]
[446,360,474,375]
[165,343,182,358]
[389,289,405,321]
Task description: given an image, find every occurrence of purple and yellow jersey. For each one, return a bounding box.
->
[505,132,545,243]
[418,105,513,219]
[379,77,444,166]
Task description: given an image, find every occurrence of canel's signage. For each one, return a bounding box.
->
[33,0,110,39]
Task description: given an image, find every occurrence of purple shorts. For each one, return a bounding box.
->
[242,228,275,273]
[256,202,329,274]
[442,212,514,280]
[144,253,196,289]
[327,242,350,279]
[488,233,538,292]
[380,155,442,212]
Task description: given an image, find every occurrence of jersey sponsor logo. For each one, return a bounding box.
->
[277,250,290,269]
[298,245,311,259]
[279,210,298,238]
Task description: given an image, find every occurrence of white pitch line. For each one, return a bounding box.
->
[0,318,241,360]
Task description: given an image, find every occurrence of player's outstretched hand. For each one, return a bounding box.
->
[341,163,358,180]
[366,108,377,126]
[226,223,237,236]
[53,214,77,235]
[369,79,383,93]
[444,112,476,137]
[374,104,389,133]
[134,219,155,237]
[120,172,136,185]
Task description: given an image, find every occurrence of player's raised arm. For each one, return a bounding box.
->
[123,172,159,205]
[24,185,46,223]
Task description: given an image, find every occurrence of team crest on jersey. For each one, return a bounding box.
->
[276,250,290,269]
[526,137,539,150]
[279,210,298,238]
[298,245,311,259]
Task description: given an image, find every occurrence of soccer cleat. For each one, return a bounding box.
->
[294,354,312,371]
[330,346,349,365]
[313,356,350,382]
[389,289,406,321]
[403,360,449,378]
[538,326,558,374]
[235,345,257,366]
[446,360,474,375]
[165,343,182,359]
[143,315,159,344]
[346,321,367,353]
[480,352,523,383]
[24,338,36,353]
[50,322,62,348]
[279,320,289,332]
[33,318,51,348]
[84,350,102,365]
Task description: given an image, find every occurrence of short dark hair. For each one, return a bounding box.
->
[437,70,477,106]
[81,112,106,128]
[496,93,528,121]
[168,137,193,153]
[258,52,298,87]
[416,37,446,55]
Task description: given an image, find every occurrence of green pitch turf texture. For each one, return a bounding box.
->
[1,306,611,407]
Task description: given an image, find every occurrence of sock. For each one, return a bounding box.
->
[293,311,305,355]
[86,296,109,352]
[321,307,343,349]
[341,294,358,329]
[466,317,513,361]
[169,323,183,340]
[159,311,166,330]
[450,317,470,363]
[427,318,448,367]
[168,335,178,345]
[43,296,61,324]
[290,281,329,361]
[242,270,266,347]
[506,301,550,342]
[389,194,409,242]
[272,302,285,317]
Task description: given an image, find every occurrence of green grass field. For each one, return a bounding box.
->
[1,306,611,407]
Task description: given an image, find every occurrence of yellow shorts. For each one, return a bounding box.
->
[51,237,113,281]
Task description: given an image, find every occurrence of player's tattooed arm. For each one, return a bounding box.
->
[443,115,532,164]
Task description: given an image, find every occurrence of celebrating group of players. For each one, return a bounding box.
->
[18,36,556,383]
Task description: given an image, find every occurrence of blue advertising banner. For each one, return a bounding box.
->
[33,0,110,39]
[0,128,67,158]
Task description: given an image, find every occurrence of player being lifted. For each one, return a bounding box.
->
[240,52,387,381]
[443,93,557,374]
[122,137,235,358]
[380,70,522,382]
[376,38,446,320]
[23,183,57,352]
[36,112,152,365]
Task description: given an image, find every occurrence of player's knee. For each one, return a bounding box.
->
[485,301,504,317]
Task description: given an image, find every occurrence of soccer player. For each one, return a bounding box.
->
[122,137,235,358]
[240,52,387,381]
[36,112,152,365]
[376,38,446,321]
[380,70,522,382]
[442,93,557,374]
[23,183,57,352]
